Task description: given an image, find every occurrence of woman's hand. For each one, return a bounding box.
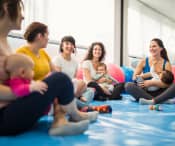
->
[137,80,145,88]
[137,80,152,88]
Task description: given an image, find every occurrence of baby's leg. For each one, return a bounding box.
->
[80,88,95,103]
[100,85,111,95]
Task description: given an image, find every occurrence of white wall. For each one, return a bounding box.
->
[8,36,87,64]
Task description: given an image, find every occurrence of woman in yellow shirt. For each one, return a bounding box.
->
[0,1,93,136]
[16,22,98,136]
[17,45,52,80]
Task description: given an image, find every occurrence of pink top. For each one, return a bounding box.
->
[5,78,31,98]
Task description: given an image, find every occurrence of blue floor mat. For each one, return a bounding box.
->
[0,94,175,146]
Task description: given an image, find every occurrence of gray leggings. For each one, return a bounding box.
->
[125,82,174,103]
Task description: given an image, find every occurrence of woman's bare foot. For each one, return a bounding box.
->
[49,99,89,136]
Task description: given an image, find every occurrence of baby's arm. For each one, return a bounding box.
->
[106,74,116,84]
[93,73,106,83]
[107,75,118,84]
[143,79,168,88]
[8,79,31,97]
[93,73,103,81]
[9,79,48,98]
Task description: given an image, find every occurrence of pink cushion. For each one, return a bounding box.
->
[171,65,175,83]
[76,68,83,79]
[107,63,125,83]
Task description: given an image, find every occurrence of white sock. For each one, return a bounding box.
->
[139,98,154,105]
[70,111,99,123]
[163,98,175,104]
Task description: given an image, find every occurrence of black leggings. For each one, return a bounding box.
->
[0,72,74,136]
[87,81,107,100]
[87,81,124,100]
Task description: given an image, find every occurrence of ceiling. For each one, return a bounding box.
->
[139,0,175,21]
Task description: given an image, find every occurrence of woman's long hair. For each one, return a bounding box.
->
[151,38,169,61]
[84,42,106,62]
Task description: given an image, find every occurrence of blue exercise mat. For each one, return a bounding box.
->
[0,94,175,146]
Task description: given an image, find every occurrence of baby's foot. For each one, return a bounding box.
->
[139,98,154,105]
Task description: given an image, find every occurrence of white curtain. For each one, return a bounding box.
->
[19,0,114,62]
[128,0,175,64]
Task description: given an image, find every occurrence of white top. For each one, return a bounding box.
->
[147,65,160,91]
[82,60,97,83]
[52,54,78,79]
[150,65,160,80]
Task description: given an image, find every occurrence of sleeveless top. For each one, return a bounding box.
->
[143,57,166,79]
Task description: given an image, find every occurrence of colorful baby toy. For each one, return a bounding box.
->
[80,105,112,113]
[149,105,163,111]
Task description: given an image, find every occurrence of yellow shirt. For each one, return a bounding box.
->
[16,46,51,81]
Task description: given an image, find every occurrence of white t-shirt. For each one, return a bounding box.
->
[52,54,78,79]
[82,60,97,83]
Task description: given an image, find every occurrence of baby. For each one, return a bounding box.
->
[139,70,174,105]
[136,70,174,92]
[148,69,174,92]
[4,54,47,98]
[93,63,118,95]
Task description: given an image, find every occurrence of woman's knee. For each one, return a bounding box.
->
[44,72,74,103]
[45,72,73,88]
[53,72,74,104]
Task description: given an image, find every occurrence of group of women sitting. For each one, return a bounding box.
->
[0,0,175,137]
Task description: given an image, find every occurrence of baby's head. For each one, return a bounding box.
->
[5,54,34,80]
[97,63,107,74]
[160,70,174,85]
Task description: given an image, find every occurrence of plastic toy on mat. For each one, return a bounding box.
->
[149,105,163,111]
[80,105,112,113]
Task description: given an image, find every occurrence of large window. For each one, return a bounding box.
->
[127,0,175,64]
[15,0,115,62]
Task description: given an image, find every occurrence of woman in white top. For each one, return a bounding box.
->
[53,36,94,104]
[82,42,122,100]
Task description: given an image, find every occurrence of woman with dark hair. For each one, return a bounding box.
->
[82,42,122,100]
[16,22,98,135]
[125,38,174,104]
[0,1,97,136]
[53,36,95,106]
